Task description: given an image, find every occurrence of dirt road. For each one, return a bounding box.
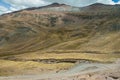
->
[0,60,120,80]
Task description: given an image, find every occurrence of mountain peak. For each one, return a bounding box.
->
[47,3,67,7]
[51,3,61,6]
[90,3,105,6]
[83,3,107,10]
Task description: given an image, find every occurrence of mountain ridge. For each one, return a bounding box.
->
[1,3,120,16]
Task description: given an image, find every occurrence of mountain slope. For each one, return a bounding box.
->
[0,3,120,56]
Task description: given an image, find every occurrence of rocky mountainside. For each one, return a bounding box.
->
[0,3,120,56]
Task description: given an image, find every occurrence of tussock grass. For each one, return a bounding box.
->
[0,60,74,76]
[15,52,120,62]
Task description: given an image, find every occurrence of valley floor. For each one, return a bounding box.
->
[0,59,120,80]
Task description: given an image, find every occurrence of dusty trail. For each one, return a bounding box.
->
[0,60,119,80]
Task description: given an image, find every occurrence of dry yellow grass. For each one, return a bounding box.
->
[0,3,120,77]
[15,52,120,62]
[0,60,74,76]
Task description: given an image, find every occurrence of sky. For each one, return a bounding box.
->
[0,0,120,15]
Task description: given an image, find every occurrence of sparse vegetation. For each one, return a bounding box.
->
[0,3,120,77]
[49,16,58,27]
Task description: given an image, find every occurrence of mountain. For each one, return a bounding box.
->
[0,3,120,56]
